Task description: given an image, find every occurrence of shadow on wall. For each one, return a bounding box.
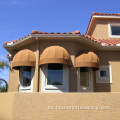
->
[95,51,120,92]
[95,83,111,92]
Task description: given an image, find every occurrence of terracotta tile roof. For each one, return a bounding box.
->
[92,12,120,16]
[4,30,120,47]
[4,30,81,46]
[4,34,31,46]
[84,35,120,46]
[31,30,80,34]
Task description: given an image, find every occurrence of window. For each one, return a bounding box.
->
[100,70,107,77]
[41,64,69,92]
[19,67,34,92]
[20,67,31,87]
[111,26,120,35]
[47,64,63,85]
[80,68,89,88]
[108,23,120,38]
[96,65,112,83]
[77,67,94,92]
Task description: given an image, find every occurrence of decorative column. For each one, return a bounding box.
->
[69,55,77,92]
[90,69,95,92]
[33,38,39,92]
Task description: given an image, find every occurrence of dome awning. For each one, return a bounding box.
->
[39,46,71,66]
[12,49,36,69]
[75,52,99,69]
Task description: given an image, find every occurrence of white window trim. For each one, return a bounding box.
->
[41,64,69,93]
[19,68,34,92]
[108,23,120,38]
[77,68,94,92]
[96,65,112,83]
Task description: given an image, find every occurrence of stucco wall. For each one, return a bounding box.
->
[8,68,19,92]
[90,19,120,39]
[0,93,14,120]
[0,93,120,120]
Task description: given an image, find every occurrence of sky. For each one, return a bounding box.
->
[0,0,120,82]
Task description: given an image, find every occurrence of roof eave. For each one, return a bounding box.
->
[4,34,120,54]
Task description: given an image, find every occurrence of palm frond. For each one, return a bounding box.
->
[0,61,9,69]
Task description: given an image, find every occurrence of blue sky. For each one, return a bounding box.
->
[0,0,120,82]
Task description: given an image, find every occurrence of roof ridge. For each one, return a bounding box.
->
[31,30,81,34]
[92,12,120,16]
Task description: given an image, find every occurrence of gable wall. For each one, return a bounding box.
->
[90,19,120,39]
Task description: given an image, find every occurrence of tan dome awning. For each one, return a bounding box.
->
[39,46,71,66]
[75,52,99,68]
[12,49,36,69]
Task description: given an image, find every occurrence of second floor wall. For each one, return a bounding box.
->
[89,18,120,40]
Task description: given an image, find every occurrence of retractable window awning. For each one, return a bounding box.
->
[12,49,36,69]
[75,52,99,69]
[39,46,71,66]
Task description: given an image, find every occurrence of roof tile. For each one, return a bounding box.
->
[4,30,120,47]
[84,35,120,46]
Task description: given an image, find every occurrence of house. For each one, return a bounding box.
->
[2,12,120,120]
[5,12,120,93]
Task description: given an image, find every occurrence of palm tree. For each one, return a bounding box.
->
[0,60,9,92]
[0,78,8,92]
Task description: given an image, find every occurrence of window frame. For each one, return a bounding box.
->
[108,23,120,38]
[96,65,112,83]
[41,64,69,93]
[19,67,34,92]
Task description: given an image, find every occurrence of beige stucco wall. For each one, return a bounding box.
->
[8,40,120,92]
[0,93,14,120]
[0,92,120,120]
[8,68,19,92]
[90,19,120,39]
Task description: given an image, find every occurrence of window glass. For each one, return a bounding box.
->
[100,70,107,77]
[111,26,120,35]
[80,68,89,87]
[47,64,63,85]
[20,67,32,87]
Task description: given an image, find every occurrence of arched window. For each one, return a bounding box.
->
[41,64,69,92]
[19,67,34,92]
[11,49,36,92]
[40,46,71,92]
[76,52,99,92]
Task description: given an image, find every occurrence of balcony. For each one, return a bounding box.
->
[0,92,120,120]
